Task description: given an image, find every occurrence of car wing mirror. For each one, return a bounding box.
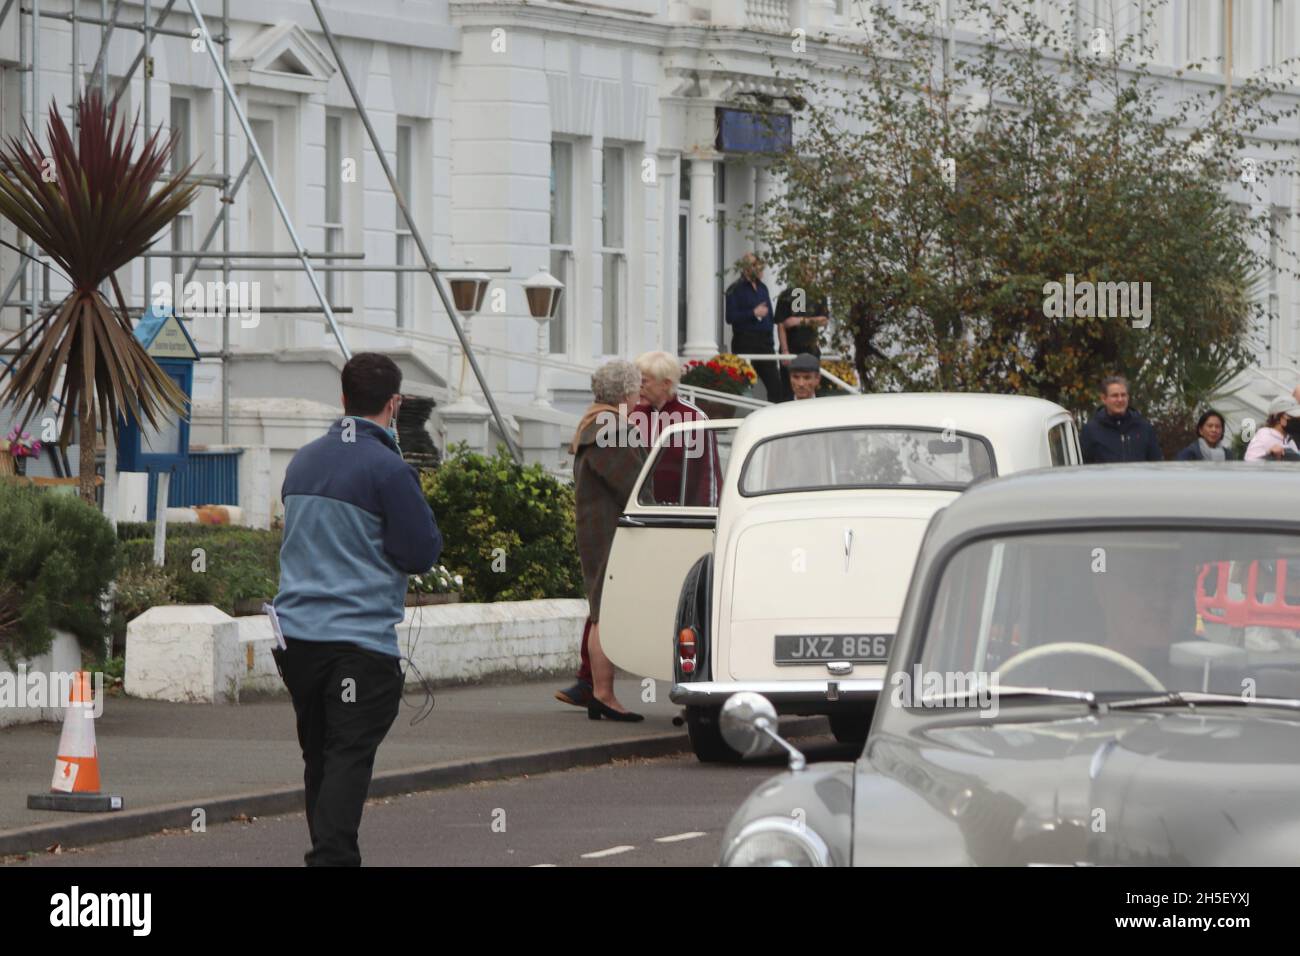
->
[720,692,807,771]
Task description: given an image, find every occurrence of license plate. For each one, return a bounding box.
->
[773,634,893,664]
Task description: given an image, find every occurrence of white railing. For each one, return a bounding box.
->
[731,352,862,395]
[744,0,789,33]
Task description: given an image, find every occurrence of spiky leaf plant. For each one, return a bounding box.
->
[0,88,198,502]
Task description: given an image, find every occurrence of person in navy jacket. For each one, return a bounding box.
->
[273,352,441,866]
[1081,375,1163,463]
[724,252,783,403]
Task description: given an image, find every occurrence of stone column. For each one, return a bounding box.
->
[684,154,720,359]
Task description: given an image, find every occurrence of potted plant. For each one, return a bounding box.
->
[0,428,42,476]
[816,359,860,398]
[407,565,463,606]
[680,353,756,418]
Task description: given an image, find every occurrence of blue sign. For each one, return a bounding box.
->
[716,108,793,154]
[116,305,198,473]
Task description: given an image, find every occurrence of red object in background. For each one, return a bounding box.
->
[1196,560,1300,629]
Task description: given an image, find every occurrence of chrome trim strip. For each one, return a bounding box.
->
[670,678,884,705]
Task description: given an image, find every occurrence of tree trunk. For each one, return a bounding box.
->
[78,389,96,504]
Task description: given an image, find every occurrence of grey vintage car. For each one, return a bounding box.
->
[718,464,1300,866]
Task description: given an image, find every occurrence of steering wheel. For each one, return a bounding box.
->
[996,641,1166,693]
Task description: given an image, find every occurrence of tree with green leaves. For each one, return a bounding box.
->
[0,89,198,502]
[752,0,1297,442]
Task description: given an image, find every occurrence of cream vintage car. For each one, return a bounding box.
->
[600,392,1082,761]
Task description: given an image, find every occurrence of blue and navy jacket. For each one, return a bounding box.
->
[274,416,442,657]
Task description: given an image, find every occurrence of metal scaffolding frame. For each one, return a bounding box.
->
[0,0,523,464]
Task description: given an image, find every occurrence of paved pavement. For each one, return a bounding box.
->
[8,740,856,867]
[0,677,828,855]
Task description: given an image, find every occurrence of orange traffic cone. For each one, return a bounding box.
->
[27,671,123,813]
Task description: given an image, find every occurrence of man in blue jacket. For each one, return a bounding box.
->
[273,352,442,866]
[1080,375,1163,463]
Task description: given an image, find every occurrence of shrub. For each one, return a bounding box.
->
[115,523,281,616]
[110,563,177,631]
[420,444,583,602]
[0,483,116,664]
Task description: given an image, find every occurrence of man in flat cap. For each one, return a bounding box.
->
[787,352,821,401]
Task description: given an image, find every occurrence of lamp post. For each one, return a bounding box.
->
[446,268,490,401]
[523,268,563,407]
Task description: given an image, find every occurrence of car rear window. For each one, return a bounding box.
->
[740,427,995,495]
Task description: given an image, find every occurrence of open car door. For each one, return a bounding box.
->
[600,419,739,682]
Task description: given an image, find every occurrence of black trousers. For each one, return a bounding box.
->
[732,331,786,403]
[274,637,403,866]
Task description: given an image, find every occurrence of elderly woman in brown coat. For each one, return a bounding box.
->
[571,359,647,721]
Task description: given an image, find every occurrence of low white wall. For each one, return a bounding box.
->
[125,605,243,703]
[0,630,82,727]
[125,600,590,703]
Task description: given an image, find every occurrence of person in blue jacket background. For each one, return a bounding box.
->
[273,351,442,866]
[1081,375,1163,463]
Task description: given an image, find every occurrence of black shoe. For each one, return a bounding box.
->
[555,680,593,707]
[587,698,645,722]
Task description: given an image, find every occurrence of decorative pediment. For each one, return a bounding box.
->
[230,21,336,95]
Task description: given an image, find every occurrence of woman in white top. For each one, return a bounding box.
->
[1244,395,1300,460]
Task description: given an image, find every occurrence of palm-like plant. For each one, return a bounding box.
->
[0,89,198,502]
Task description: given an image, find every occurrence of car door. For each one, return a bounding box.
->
[600,419,739,682]
[1047,417,1081,466]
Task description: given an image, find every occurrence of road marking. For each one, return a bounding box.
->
[654,832,706,843]
[580,845,636,859]
[530,863,558,867]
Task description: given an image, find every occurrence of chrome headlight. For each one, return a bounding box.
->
[721,817,833,867]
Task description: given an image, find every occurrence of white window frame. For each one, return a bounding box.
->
[395,120,414,330]
[169,95,193,302]
[324,111,346,314]
[550,138,574,355]
[600,143,626,357]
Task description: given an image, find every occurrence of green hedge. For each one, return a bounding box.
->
[113,523,281,632]
[0,483,116,664]
[109,446,583,637]
[420,444,583,603]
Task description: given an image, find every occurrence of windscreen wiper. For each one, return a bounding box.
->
[918,686,1100,710]
[1107,691,1300,712]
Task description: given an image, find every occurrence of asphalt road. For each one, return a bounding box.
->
[9,736,859,867]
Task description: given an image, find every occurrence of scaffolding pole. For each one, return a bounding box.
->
[8,0,529,477]
[306,0,523,463]
[185,0,349,366]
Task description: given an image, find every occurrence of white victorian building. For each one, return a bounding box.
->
[0,0,1297,522]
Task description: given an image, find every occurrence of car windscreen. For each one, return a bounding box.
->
[740,427,994,495]
[919,529,1300,701]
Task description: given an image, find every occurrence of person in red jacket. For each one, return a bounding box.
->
[630,350,721,506]
[554,351,722,709]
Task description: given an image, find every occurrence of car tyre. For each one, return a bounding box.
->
[685,705,742,763]
[829,709,871,746]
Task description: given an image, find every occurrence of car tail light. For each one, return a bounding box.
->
[678,627,697,674]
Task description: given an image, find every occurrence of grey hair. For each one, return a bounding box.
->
[591,359,642,405]
[635,350,681,387]
[1101,375,1129,394]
